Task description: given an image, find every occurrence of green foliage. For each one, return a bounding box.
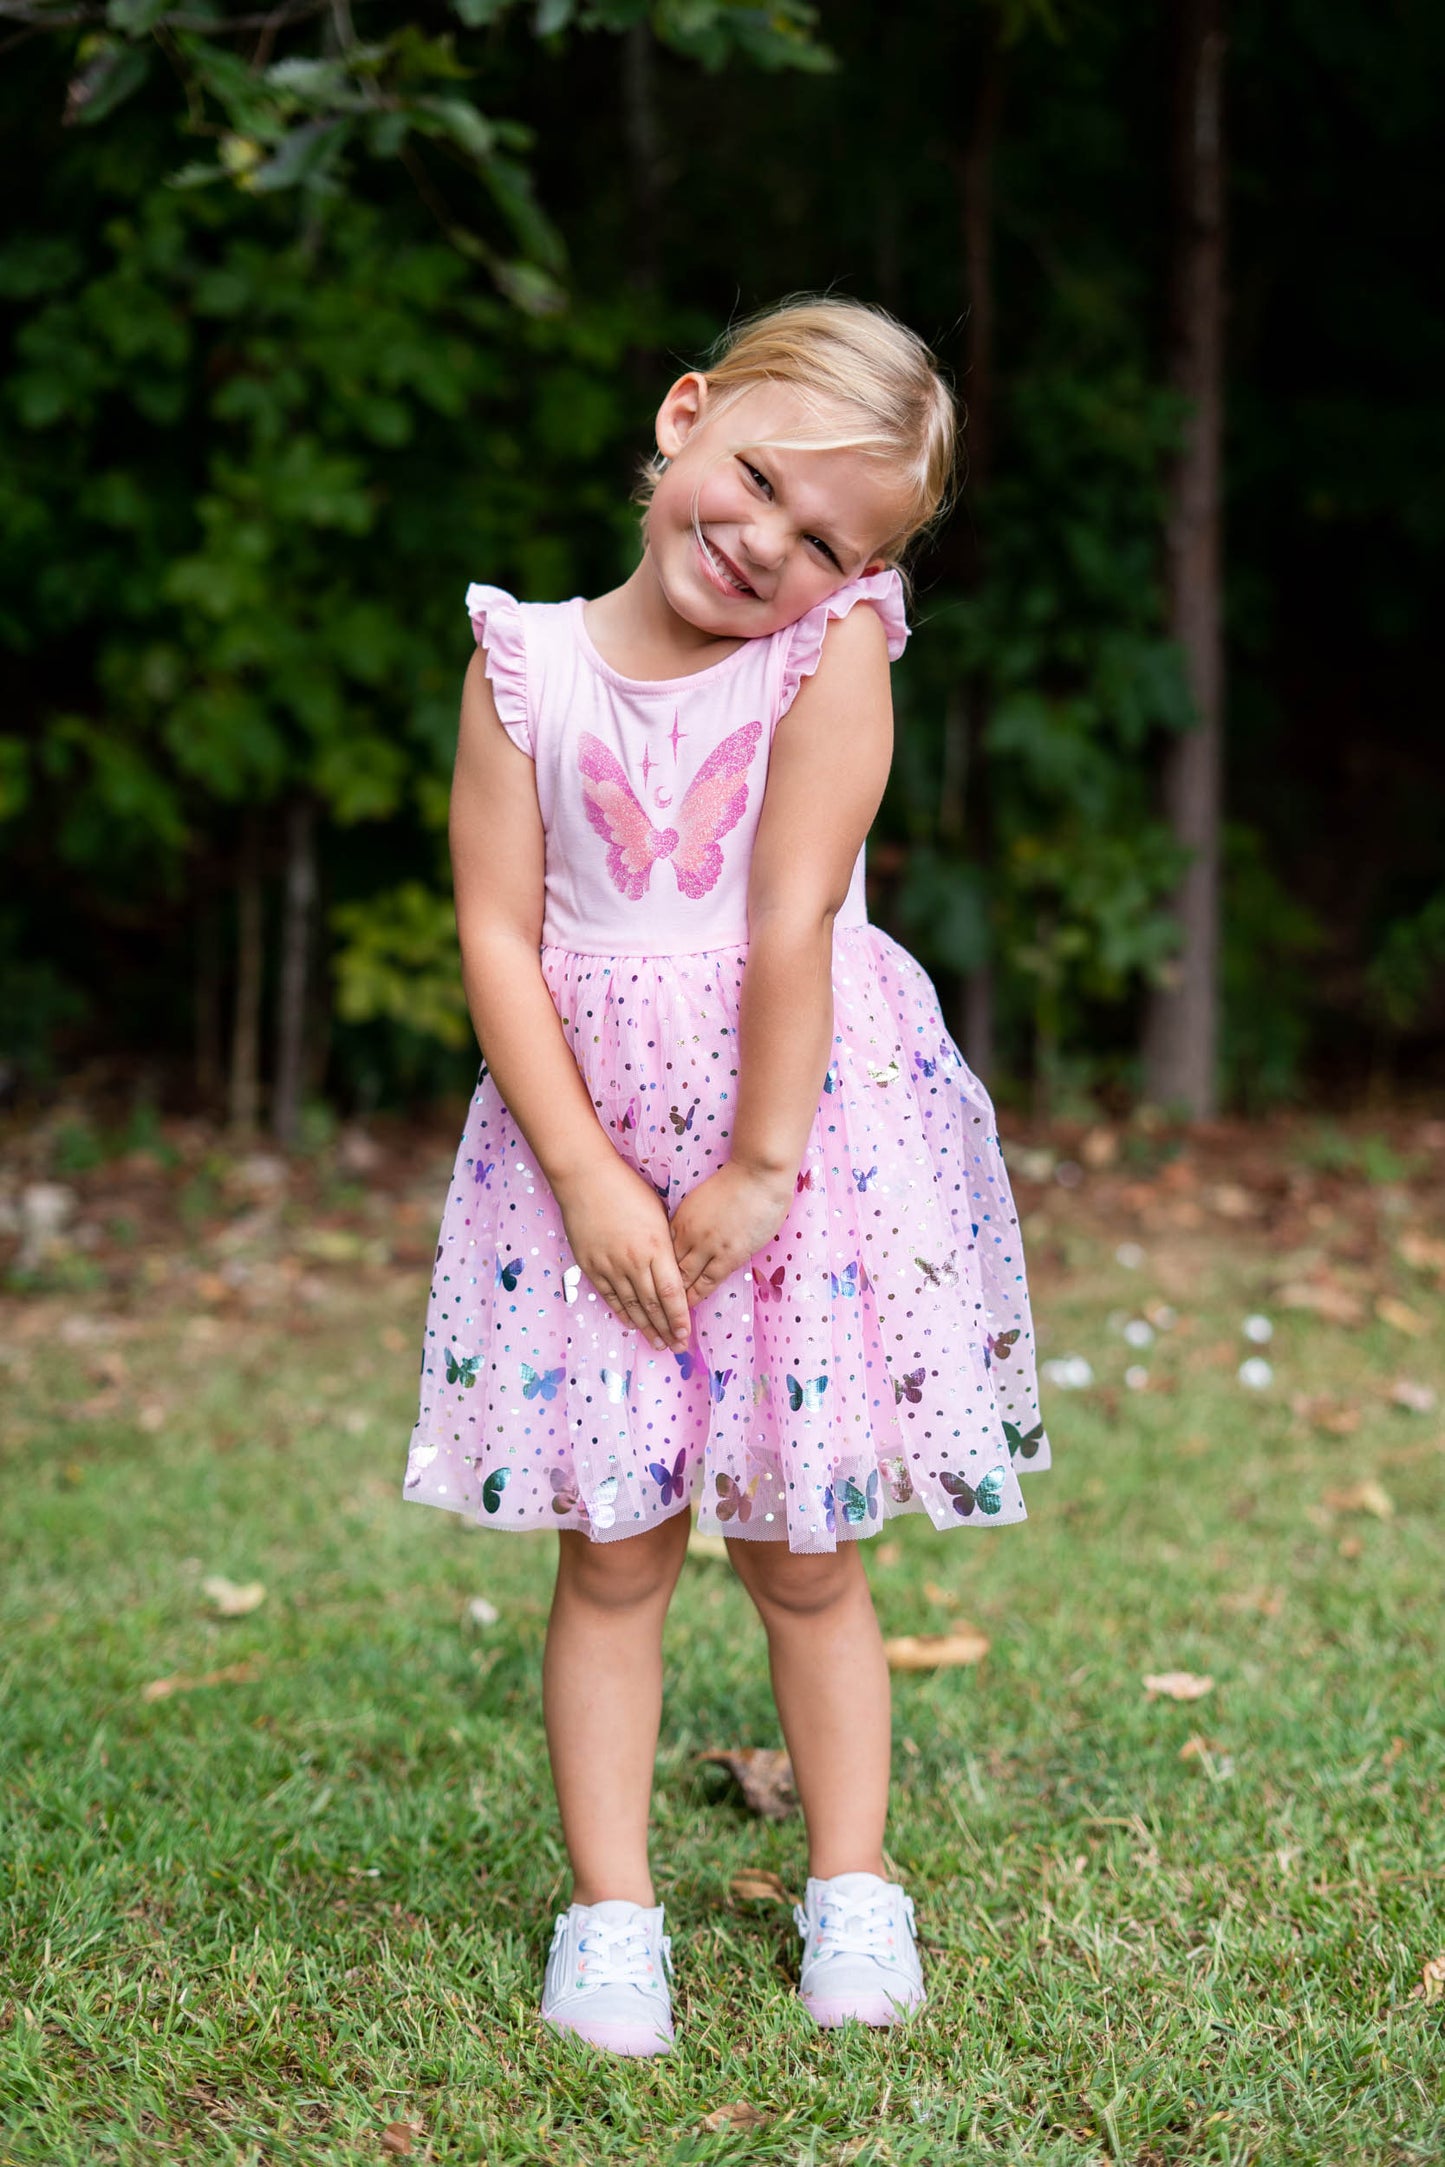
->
[1366,889,1445,1032]
[332,882,473,1052]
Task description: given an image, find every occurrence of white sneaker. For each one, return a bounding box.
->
[540,1898,675,2055]
[794,1871,927,2028]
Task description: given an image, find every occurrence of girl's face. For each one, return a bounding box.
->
[645,375,914,641]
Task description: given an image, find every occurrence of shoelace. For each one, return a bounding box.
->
[557,1914,670,1990]
[799,1890,910,1964]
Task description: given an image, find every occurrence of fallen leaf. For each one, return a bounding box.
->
[1338,1535,1364,1559]
[1383,1735,1406,1767]
[201,1575,266,1617]
[380,1326,406,1353]
[698,1748,797,1820]
[884,1627,990,1670]
[141,1661,260,1702]
[1397,1231,1445,1274]
[701,2103,767,2133]
[1321,1478,1394,1519]
[1412,1954,1445,2005]
[1080,1126,1118,1169]
[922,1579,960,1610]
[1207,1183,1257,1219]
[1276,1280,1364,1326]
[1143,1671,1214,1702]
[1389,1378,1437,1414]
[729,1868,794,1905]
[1290,1393,1361,1436]
[1221,1586,1284,1618]
[1376,1296,1427,1337]
[1178,1735,1215,1759]
[874,1541,902,1566]
[380,2124,421,2159]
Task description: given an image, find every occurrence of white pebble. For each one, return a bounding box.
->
[1238,1357,1274,1391]
[1123,1318,1155,1349]
[1115,1242,1146,1270]
[1124,1366,1150,1391]
[1242,1314,1274,1344]
[466,1597,500,1627]
[1042,1355,1094,1391]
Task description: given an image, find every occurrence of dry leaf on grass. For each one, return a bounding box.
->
[729,1868,794,1905]
[1411,1954,1445,2004]
[1290,1394,1361,1436]
[884,1627,990,1671]
[922,1579,960,1610]
[1376,1296,1427,1337]
[1389,1378,1437,1414]
[1320,1478,1394,1520]
[701,2103,767,2133]
[1276,1280,1364,1326]
[380,2123,423,2159]
[1143,1671,1214,1702]
[141,1661,260,1703]
[201,1575,266,1617]
[697,1748,797,1820]
[1397,1232,1445,1275]
[1178,1735,1216,1760]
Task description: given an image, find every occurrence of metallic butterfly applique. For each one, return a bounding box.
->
[1005,1419,1045,1461]
[562,1264,582,1304]
[669,1099,698,1135]
[891,1366,926,1406]
[495,1254,523,1292]
[940,1463,1007,1518]
[707,1367,733,1405]
[837,1471,880,1525]
[985,1329,1020,1368]
[853,1166,879,1193]
[915,1251,959,1289]
[600,1366,632,1403]
[796,1166,816,1193]
[786,1372,829,1412]
[715,1472,756,1524]
[649,1448,687,1506]
[472,1158,495,1189]
[445,1348,482,1389]
[481,1466,510,1515]
[914,1051,936,1079]
[880,1455,915,1504]
[520,1361,565,1401]
[752,1263,785,1304]
[867,1059,901,1085]
[588,1474,620,1530]
[829,1258,871,1299]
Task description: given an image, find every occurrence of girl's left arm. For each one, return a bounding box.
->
[669,601,895,1304]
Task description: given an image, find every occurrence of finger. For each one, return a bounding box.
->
[618,1288,662,1348]
[630,1262,677,1349]
[648,1260,693,1347]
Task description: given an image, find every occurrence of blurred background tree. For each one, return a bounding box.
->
[2,0,1441,1134]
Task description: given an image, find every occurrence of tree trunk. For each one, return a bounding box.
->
[228,810,264,1137]
[272,795,317,1148]
[1143,0,1227,1117]
[194,896,223,1114]
[955,30,1003,1083]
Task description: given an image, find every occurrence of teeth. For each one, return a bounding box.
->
[704,538,749,593]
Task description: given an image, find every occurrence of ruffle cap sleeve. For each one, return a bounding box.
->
[776,567,909,720]
[464,582,531,757]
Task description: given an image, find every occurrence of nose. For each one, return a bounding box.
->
[741,509,786,573]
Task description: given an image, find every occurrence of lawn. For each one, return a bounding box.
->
[2,1116,1443,2165]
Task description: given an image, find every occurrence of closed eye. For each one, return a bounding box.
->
[741,460,773,498]
[741,459,841,567]
[806,534,841,568]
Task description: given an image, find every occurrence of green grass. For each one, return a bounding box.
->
[3,1232,1443,2166]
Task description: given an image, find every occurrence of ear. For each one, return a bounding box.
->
[654,372,709,460]
[860,557,889,577]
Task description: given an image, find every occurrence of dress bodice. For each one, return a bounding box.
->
[466,570,909,956]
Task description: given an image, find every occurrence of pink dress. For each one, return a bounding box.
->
[403,568,1051,1553]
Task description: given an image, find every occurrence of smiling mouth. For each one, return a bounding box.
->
[697,534,757,599]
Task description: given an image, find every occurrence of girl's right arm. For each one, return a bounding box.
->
[449,649,692,1353]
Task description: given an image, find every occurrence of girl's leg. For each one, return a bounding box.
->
[543,1509,692,1907]
[724,1539,891,1879]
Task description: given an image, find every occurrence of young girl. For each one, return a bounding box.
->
[403,296,1050,2054]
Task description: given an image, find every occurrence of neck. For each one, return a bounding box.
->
[588,548,742,673]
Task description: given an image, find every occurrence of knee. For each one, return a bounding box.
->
[727,1540,862,1623]
[558,1515,688,1612]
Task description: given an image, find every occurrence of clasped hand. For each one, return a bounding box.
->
[556,1157,793,1354]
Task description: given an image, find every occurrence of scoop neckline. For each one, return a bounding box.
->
[569,597,761,692]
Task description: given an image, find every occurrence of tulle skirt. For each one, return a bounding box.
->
[403,925,1050,1554]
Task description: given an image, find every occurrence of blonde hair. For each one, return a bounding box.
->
[636,295,958,570]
